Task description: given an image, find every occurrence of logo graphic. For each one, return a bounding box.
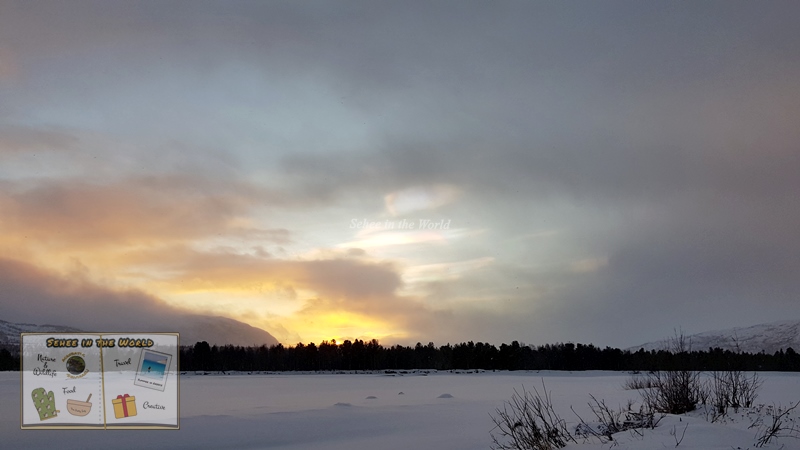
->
[63,352,89,379]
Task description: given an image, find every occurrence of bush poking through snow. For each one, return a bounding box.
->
[639,331,706,415]
[708,370,762,414]
[750,401,800,448]
[623,374,657,390]
[572,397,662,443]
[490,381,576,450]
[491,382,665,449]
[640,370,705,415]
[670,423,688,447]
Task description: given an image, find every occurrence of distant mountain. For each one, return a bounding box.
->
[630,320,800,354]
[0,319,82,348]
[172,315,279,347]
[0,316,279,348]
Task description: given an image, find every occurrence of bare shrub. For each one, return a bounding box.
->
[639,331,706,415]
[572,397,663,443]
[490,381,576,450]
[623,375,657,390]
[709,370,762,414]
[750,401,800,448]
[572,396,625,442]
[708,371,730,415]
[588,395,626,436]
[736,371,762,408]
[670,423,688,447]
[696,381,709,406]
[624,403,663,430]
[641,370,705,414]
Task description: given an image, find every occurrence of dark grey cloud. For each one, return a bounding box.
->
[1,1,799,346]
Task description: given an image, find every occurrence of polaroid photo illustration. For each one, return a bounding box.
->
[133,349,172,391]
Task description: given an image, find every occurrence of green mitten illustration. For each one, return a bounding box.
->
[31,387,59,421]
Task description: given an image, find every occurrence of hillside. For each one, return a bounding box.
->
[0,319,82,349]
[631,320,800,354]
[0,316,278,348]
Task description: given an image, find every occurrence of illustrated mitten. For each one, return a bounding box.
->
[31,388,59,420]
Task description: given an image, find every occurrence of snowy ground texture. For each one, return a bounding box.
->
[2,370,799,449]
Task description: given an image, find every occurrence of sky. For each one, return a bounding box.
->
[1,1,799,348]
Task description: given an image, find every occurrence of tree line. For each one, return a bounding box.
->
[3,340,799,372]
[178,340,800,372]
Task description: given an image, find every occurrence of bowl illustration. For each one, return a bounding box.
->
[66,394,92,416]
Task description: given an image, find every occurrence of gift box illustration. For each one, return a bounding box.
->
[112,394,137,419]
[31,388,59,421]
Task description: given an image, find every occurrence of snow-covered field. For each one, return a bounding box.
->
[2,370,799,449]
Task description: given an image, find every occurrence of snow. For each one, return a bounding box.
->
[2,371,799,449]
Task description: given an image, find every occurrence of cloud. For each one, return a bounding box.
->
[0,125,78,156]
[108,243,466,344]
[0,175,295,250]
[384,185,459,216]
[0,257,277,346]
[122,245,416,315]
[1,2,800,348]
[0,45,18,82]
[120,246,397,295]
